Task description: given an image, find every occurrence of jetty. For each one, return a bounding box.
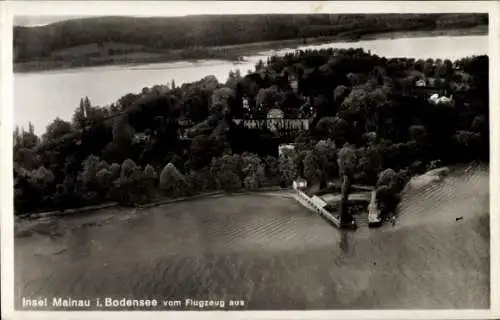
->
[292,179,375,229]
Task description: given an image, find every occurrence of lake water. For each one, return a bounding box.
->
[14,35,488,135]
[15,166,489,309]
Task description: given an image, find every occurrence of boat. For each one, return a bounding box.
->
[367,190,383,228]
[368,212,382,228]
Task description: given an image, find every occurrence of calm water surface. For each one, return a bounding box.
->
[15,168,489,309]
[14,35,488,135]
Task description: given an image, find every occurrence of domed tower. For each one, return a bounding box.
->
[267,108,284,132]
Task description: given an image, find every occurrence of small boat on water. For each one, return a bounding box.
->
[368,212,382,228]
[367,190,382,228]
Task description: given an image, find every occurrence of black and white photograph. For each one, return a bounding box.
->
[1,1,498,319]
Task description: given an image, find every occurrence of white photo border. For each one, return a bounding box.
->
[1,1,498,319]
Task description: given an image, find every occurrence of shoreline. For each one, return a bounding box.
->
[15,163,485,235]
[13,26,487,74]
[14,186,290,224]
[13,187,297,239]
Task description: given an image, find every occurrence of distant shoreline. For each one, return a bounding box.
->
[13,25,487,74]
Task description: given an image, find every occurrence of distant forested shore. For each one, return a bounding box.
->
[14,13,488,73]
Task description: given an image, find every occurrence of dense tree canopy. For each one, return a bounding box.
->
[13,46,489,216]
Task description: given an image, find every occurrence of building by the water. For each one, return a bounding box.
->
[278,143,295,156]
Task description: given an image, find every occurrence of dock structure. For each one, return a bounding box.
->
[293,187,343,228]
[293,184,360,229]
[292,180,378,229]
[325,181,374,192]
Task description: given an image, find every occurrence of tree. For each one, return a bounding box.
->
[225,69,242,90]
[255,86,284,110]
[127,93,177,132]
[312,94,330,119]
[15,166,56,211]
[142,164,158,200]
[255,59,265,71]
[377,168,398,190]
[96,168,111,192]
[14,123,39,149]
[280,91,302,113]
[315,116,350,144]
[13,125,40,170]
[121,158,140,181]
[73,96,92,129]
[340,87,369,120]
[102,117,135,163]
[375,185,400,218]
[210,154,242,191]
[337,144,357,226]
[471,115,487,133]
[109,163,121,182]
[143,164,157,181]
[159,163,188,197]
[453,130,481,162]
[117,93,140,111]
[264,155,280,185]
[43,118,74,142]
[78,155,102,193]
[414,59,425,72]
[189,134,224,170]
[303,150,321,186]
[181,87,211,123]
[375,168,402,219]
[333,85,350,105]
[192,166,219,192]
[198,75,220,92]
[30,166,56,190]
[241,153,266,190]
[409,125,428,155]
[314,139,337,188]
[211,87,235,112]
[112,158,143,205]
[112,117,135,143]
[409,125,427,143]
[423,60,435,77]
[438,59,454,78]
[13,147,39,171]
[278,148,298,187]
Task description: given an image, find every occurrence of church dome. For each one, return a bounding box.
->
[267,108,284,119]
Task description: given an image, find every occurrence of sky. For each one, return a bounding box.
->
[14,16,84,26]
[10,1,492,27]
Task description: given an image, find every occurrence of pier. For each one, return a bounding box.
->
[292,181,377,229]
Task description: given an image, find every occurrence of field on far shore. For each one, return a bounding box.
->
[15,166,489,310]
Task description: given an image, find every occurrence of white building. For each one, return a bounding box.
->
[415,79,426,87]
[292,177,307,190]
[279,144,295,156]
[429,93,453,105]
[242,97,250,111]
